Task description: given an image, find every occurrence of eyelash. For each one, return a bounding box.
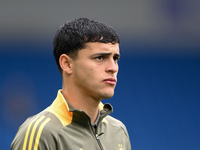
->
[95,56,119,61]
[95,56,104,60]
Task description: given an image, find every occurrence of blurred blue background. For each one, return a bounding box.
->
[0,0,200,149]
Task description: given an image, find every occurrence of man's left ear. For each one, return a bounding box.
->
[59,54,73,74]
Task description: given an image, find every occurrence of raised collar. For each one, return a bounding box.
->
[48,90,113,126]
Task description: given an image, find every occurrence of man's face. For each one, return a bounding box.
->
[71,42,120,101]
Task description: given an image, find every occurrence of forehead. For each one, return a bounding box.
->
[83,42,120,54]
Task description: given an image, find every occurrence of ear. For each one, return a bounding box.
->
[59,54,73,74]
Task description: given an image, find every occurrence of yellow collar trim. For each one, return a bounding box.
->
[47,90,105,126]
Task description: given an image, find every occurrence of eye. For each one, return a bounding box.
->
[113,56,119,62]
[95,56,104,61]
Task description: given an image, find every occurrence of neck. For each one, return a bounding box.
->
[62,86,100,123]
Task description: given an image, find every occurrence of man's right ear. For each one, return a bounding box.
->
[59,54,73,74]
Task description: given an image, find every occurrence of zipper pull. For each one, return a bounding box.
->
[96,134,99,140]
[96,133,104,140]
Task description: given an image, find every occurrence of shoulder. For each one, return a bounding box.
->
[11,108,64,150]
[105,115,125,127]
[104,115,129,136]
[103,115,131,148]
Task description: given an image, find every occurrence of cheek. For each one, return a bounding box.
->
[73,61,102,82]
[74,65,95,81]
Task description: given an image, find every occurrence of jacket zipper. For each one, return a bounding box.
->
[89,123,104,150]
[73,105,112,150]
[93,106,111,150]
[95,133,104,150]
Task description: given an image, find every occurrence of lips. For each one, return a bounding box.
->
[103,78,117,85]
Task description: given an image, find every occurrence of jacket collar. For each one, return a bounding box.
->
[50,90,113,124]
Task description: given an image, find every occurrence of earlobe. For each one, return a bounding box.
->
[59,54,73,74]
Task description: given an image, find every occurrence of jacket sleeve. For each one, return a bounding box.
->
[11,116,57,150]
[120,124,132,150]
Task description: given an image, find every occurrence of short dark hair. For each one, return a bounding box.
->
[53,18,120,74]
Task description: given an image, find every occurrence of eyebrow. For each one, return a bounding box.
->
[92,52,120,58]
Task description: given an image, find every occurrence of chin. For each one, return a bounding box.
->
[101,92,114,99]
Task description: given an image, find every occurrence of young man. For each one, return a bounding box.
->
[11,18,131,150]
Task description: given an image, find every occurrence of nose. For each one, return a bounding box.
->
[105,59,118,74]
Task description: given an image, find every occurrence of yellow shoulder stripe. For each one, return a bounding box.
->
[34,118,51,150]
[28,116,45,150]
[22,115,51,150]
[23,115,40,150]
